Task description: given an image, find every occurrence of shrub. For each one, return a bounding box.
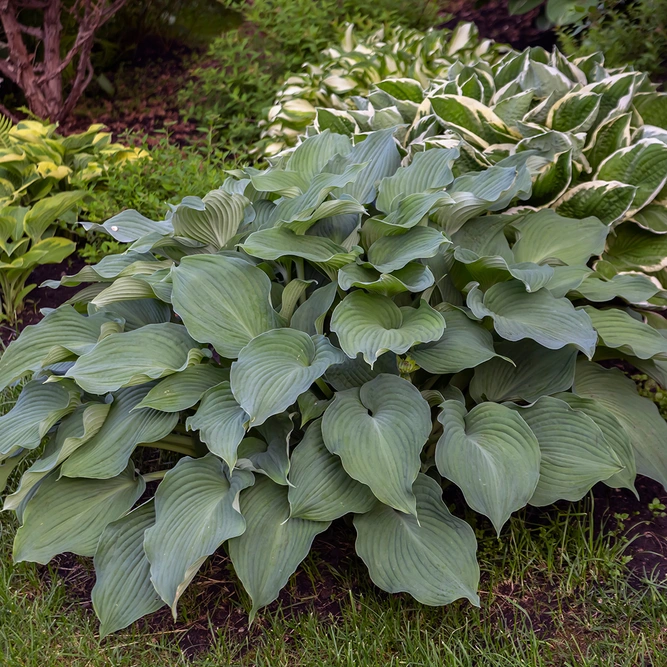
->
[0,117,145,322]
[3,43,667,637]
[260,22,506,155]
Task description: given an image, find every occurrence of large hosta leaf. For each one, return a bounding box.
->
[325,351,399,391]
[366,227,450,273]
[411,307,504,374]
[337,262,434,296]
[331,292,444,366]
[436,400,540,534]
[467,281,597,356]
[604,222,667,272]
[354,474,479,606]
[574,272,660,304]
[13,462,145,564]
[171,254,282,358]
[574,360,667,489]
[287,418,375,521]
[290,282,338,335]
[61,385,178,479]
[92,501,165,637]
[66,323,204,394]
[512,396,623,506]
[321,374,430,515]
[227,477,330,621]
[230,329,344,427]
[555,181,636,225]
[144,456,253,617]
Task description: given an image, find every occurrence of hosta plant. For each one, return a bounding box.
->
[3,60,667,637]
[0,118,147,322]
[260,22,505,155]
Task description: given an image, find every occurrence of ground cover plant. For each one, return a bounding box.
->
[2,41,667,642]
[0,117,145,322]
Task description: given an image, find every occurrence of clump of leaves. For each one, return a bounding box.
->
[2,43,667,637]
[0,118,146,322]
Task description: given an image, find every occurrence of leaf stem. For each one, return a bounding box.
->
[139,433,199,457]
[142,470,168,483]
[315,378,334,399]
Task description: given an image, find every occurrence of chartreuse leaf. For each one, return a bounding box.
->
[470,341,577,403]
[61,385,178,480]
[331,292,444,366]
[92,501,165,637]
[13,462,145,564]
[366,227,450,273]
[574,360,667,489]
[66,323,205,394]
[583,306,667,359]
[555,393,636,494]
[0,380,78,457]
[353,473,479,606]
[171,189,249,249]
[0,306,114,391]
[511,209,608,266]
[290,282,337,335]
[411,307,504,374]
[136,365,229,412]
[230,329,345,427]
[337,262,434,296]
[604,222,667,273]
[467,281,597,357]
[23,190,86,240]
[436,401,540,534]
[321,374,430,516]
[288,418,375,521]
[227,476,330,622]
[554,181,636,225]
[186,382,247,469]
[512,397,623,506]
[144,456,253,617]
[171,254,282,359]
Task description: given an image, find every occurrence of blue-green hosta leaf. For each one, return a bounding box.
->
[547,91,601,133]
[13,462,145,564]
[240,227,355,265]
[135,365,229,412]
[467,281,597,357]
[366,227,450,273]
[171,189,249,250]
[237,413,293,486]
[574,272,660,304]
[470,340,577,403]
[81,209,172,243]
[331,292,445,366]
[4,402,110,514]
[171,254,282,359]
[375,147,459,213]
[65,323,204,394]
[186,382,247,469]
[545,265,592,298]
[296,391,329,426]
[230,329,345,427]
[279,280,316,322]
[0,306,114,390]
[604,222,667,273]
[337,262,434,296]
[61,385,178,479]
[453,248,553,293]
[436,400,540,534]
[0,380,78,457]
[381,192,452,229]
[287,419,375,521]
[411,307,505,374]
[430,95,518,147]
[321,374,430,515]
[450,213,513,261]
[286,130,352,179]
[325,352,399,391]
[227,477,330,622]
[91,277,157,306]
[512,396,622,506]
[92,501,165,637]
[0,451,28,496]
[583,306,667,359]
[555,392,636,494]
[144,456,253,617]
[290,282,337,335]
[353,473,479,606]
[596,140,667,214]
[575,359,667,489]
[93,298,172,331]
[554,181,636,226]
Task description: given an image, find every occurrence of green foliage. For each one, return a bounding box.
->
[178,0,439,159]
[0,119,146,322]
[3,44,667,637]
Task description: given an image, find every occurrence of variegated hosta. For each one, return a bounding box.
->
[260,22,506,155]
[3,119,667,637]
